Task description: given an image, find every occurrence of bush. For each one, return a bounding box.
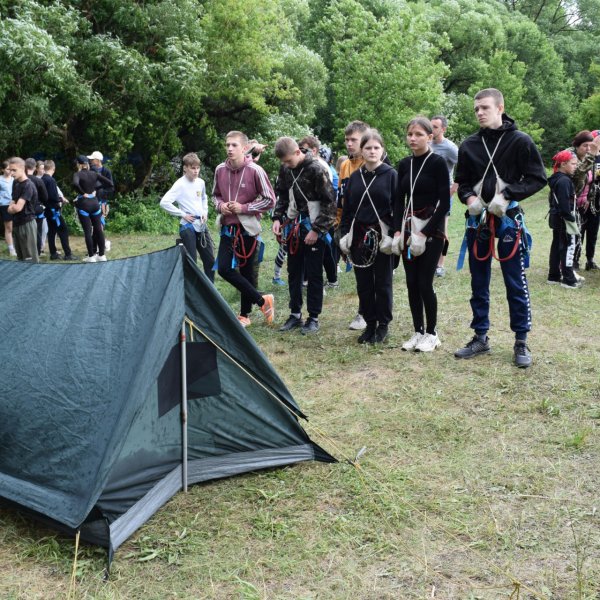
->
[103,192,178,235]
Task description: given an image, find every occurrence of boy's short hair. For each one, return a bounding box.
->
[182,153,201,168]
[298,135,320,150]
[44,160,55,171]
[474,88,504,106]
[431,115,448,128]
[8,157,25,168]
[24,158,36,171]
[226,131,249,145]
[344,120,369,137]
[274,137,299,159]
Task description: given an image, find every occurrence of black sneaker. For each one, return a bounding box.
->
[513,341,532,368]
[454,335,490,359]
[357,324,376,344]
[301,317,319,335]
[374,324,389,344]
[279,315,303,332]
[50,253,61,260]
[585,260,599,271]
[63,254,78,261]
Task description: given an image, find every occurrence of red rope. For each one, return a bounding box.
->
[232,226,257,267]
[473,214,521,263]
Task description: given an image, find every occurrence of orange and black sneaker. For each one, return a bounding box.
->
[260,294,275,324]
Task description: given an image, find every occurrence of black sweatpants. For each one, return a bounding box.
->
[322,228,338,284]
[402,237,444,334]
[180,225,215,282]
[77,197,105,257]
[217,229,262,316]
[35,214,45,254]
[287,233,325,318]
[354,250,393,327]
[548,219,577,284]
[45,207,72,256]
[577,207,600,263]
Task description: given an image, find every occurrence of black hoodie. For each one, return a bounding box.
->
[547,171,576,223]
[341,163,397,236]
[455,114,547,206]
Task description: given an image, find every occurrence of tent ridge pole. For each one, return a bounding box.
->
[181,320,188,493]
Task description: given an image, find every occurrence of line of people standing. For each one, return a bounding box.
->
[158,87,546,369]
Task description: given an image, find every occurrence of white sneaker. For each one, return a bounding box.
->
[349,313,367,330]
[8,247,17,257]
[402,332,423,351]
[96,254,108,262]
[415,333,441,352]
[104,240,111,252]
[83,255,97,263]
[574,271,585,282]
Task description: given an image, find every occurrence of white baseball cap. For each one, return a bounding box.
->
[87,151,104,161]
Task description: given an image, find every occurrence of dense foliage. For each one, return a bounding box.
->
[2,0,600,190]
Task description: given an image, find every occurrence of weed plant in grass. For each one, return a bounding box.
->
[0,192,599,599]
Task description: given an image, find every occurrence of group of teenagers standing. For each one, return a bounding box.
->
[160,87,547,369]
[547,130,600,288]
[0,152,114,264]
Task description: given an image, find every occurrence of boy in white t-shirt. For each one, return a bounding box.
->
[160,153,215,281]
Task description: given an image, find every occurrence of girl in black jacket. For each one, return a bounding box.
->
[547,150,580,288]
[394,117,450,352]
[341,130,397,344]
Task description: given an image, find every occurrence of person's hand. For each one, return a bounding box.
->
[61,197,70,205]
[272,220,281,236]
[450,182,459,195]
[394,230,402,237]
[304,230,318,245]
[591,135,600,155]
[466,195,479,207]
[183,213,195,223]
[220,203,232,216]
[228,201,242,214]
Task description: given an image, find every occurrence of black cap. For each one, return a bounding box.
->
[76,154,89,164]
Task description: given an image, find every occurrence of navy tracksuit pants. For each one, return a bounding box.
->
[466,223,531,337]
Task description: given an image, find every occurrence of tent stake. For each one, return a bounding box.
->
[181,320,188,493]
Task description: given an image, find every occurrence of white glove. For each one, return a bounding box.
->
[339,233,351,255]
[564,220,579,237]
[409,233,426,257]
[379,234,393,255]
[392,234,403,256]
[487,193,510,218]
[467,197,485,216]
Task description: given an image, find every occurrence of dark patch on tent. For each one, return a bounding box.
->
[158,341,221,417]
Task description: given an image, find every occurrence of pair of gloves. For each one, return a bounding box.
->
[468,192,510,218]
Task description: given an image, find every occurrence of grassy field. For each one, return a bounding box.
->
[1,193,599,599]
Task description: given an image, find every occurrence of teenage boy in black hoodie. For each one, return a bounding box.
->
[547,150,580,288]
[272,137,336,335]
[454,88,546,368]
[42,160,77,260]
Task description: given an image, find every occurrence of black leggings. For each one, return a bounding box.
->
[402,237,444,334]
[77,197,105,257]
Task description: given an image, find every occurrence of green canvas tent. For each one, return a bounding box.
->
[0,247,334,559]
